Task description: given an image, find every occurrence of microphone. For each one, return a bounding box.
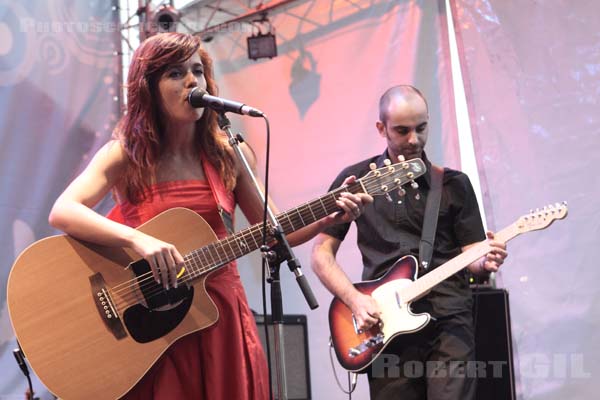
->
[188,87,264,117]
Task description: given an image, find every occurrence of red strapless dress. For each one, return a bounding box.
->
[107,179,269,400]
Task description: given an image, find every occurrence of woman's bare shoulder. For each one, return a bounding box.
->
[88,139,128,171]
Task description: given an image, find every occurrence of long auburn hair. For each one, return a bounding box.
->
[114,32,236,204]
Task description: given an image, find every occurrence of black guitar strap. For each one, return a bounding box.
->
[419,165,444,269]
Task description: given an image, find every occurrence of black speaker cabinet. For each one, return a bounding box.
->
[472,287,517,400]
[253,314,311,400]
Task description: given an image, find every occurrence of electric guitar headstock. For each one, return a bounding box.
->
[358,157,426,198]
[515,202,568,233]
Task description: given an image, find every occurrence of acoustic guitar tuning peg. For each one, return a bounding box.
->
[398,188,406,197]
[411,181,419,190]
[384,159,391,166]
[397,155,406,162]
[385,193,393,202]
[369,163,377,171]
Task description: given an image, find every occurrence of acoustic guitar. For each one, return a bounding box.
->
[328,203,568,372]
[7,157,425,400]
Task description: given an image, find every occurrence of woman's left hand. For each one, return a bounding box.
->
[330,175,374,224]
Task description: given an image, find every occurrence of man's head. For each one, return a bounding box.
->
[376,85,429,162]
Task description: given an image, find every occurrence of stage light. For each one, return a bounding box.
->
[153,5,180,33]
[161,6,182,31]
[247,32,278,60]
[246,12,277,61]
[141,4,181,41]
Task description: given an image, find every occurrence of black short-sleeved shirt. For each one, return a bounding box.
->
[322,150,486,317]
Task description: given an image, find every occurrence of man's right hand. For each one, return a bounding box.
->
[347,292,382,331]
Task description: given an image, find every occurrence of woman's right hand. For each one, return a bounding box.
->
[130,231,185,290]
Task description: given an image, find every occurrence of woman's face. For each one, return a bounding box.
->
[157,52,207,124]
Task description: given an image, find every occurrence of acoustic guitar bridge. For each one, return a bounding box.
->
[89,273,127,340]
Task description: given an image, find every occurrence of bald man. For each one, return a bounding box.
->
[311,85,507,399]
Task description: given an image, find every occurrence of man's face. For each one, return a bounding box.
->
[376,95,429,163]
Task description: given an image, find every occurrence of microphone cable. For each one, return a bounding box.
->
[258,114,274,400]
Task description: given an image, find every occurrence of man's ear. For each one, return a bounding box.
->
[376,120,386,138]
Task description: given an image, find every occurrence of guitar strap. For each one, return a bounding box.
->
[419,164,444,269]
[201,157,235,235]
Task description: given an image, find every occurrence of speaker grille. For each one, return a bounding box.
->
[254,314,311,400]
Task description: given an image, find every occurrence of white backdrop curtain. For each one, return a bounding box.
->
[451,1,599,399]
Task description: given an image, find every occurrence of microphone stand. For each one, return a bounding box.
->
[217,113,318,400]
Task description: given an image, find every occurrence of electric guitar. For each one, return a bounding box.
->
[7,158,425,400]
[328,203,568,372]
